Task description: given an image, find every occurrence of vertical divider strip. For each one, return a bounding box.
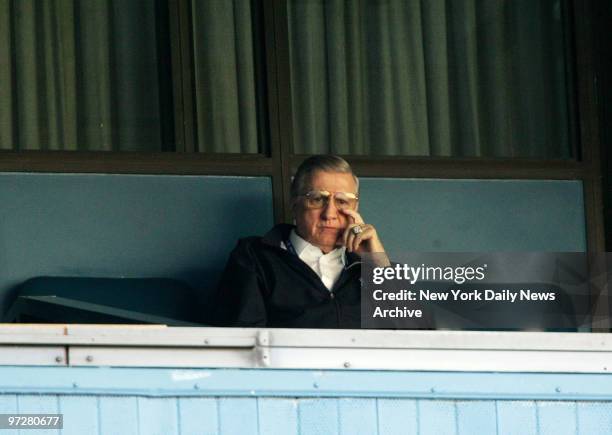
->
[264,0,294,224]
[572,0,608,330]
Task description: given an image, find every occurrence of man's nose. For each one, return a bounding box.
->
[320,198,339,219]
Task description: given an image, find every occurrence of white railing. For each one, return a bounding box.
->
[0,324,611,373]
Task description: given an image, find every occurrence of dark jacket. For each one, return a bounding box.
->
[210,224,362,328]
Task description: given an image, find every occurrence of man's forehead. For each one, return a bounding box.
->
[308,170,357,190]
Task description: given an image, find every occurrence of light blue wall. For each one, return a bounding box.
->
[0,367,611,435]
[4,395,607,435]
[359,178,586,255]
[0,173,274,315]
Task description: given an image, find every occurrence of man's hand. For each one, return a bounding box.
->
[339,210,390,266]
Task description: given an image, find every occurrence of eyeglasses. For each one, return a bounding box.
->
[299,190,359,210]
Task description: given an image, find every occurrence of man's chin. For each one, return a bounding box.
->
[312,239,339,253]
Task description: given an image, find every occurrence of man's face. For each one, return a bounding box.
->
[293,170,358,253]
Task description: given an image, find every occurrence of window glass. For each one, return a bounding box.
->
[191,0,267,153]
[0,0,171,151]
[288,0,573,158]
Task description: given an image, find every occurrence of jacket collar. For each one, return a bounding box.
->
[261,224,361,269]
[261,224,294,247]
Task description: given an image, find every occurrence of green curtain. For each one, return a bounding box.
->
[1,0,571,156]
[0,0,164,151]
[288,0,572,158]
[191,0,260,153]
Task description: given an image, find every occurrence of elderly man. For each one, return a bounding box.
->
[211,155,390,328]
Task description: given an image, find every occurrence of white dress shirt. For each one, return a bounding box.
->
[287,229,346,290]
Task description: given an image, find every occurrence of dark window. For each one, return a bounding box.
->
[287,0,574,158]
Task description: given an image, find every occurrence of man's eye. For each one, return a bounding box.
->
[336,199,349,207]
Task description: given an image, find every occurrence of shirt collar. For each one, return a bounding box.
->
[262,224,359,268]
[289,229,346,266]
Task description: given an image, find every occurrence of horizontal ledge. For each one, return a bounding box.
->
[291,155,588,179]
[0,325,258,348]
[1,328,612,373]
[0,367,611,401]
[63,346,612,373]
[0,347,65,367]
[0,327,610,352]
[0,152,589,178]
[0,152,274,175]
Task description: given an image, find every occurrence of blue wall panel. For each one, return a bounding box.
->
[456,401,497,435]
[496,401,538,435]
[338,398,378,435]
[58,396,99,435]
[359,178,586,255]
[177,397,219,435]
[0,173,274,315]
[15,395,60,435]
[137,397,178,435]
[0,394,17,413]
[577,402,612,434]
[218,398,259,435]
[1,393,612,434]
[377,399,418,435]
[258,398,298,435]
[98,396,139,435]
[418,400,457,435]
[298,398,339,435]
[537,401,577,435]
